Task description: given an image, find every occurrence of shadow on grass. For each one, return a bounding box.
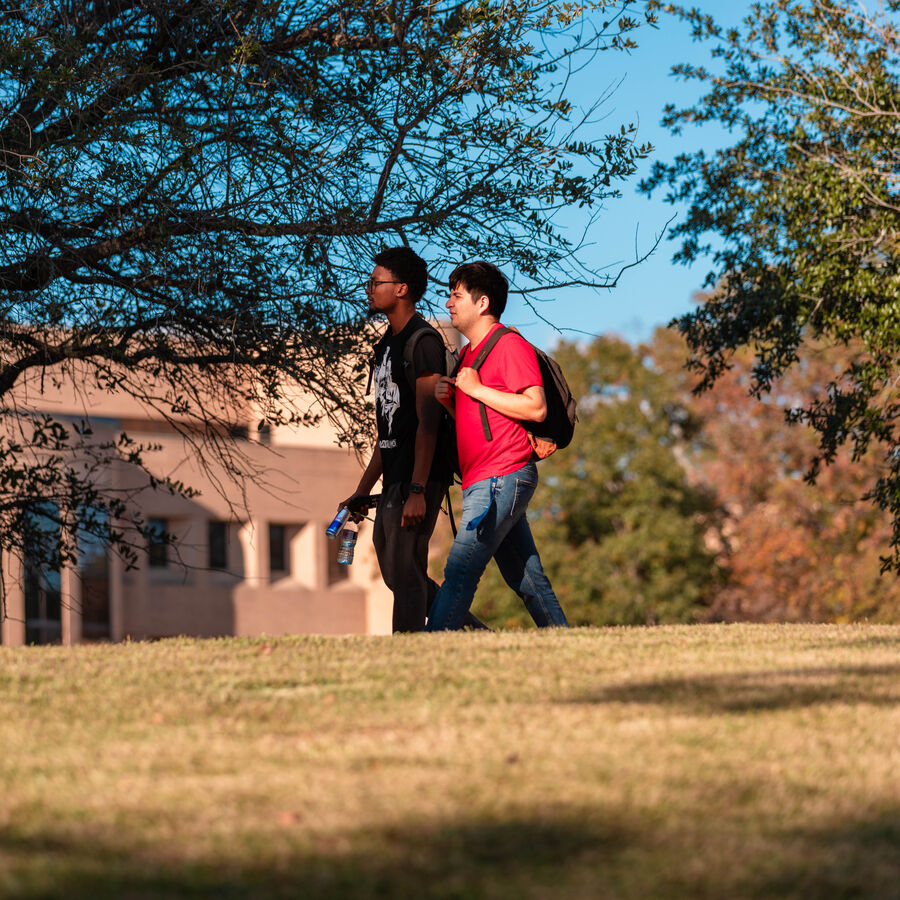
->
[745,810,900,900]
[0,815,629,900]
[2,807,899,900]
[568,664,900,713]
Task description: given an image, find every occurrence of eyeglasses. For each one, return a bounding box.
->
[366,278,401,292]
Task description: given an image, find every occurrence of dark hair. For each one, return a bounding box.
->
[448,261,508,318]
[373,246,428,303]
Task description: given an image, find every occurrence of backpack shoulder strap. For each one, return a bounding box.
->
[468,325,512,372]
[402,317,445,391]
[463,326,513,441]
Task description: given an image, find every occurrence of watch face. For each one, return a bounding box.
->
[410,483,425,493]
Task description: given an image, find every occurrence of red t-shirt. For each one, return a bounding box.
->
[455,324,540,489]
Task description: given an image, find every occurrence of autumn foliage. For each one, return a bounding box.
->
[674,335,900,623]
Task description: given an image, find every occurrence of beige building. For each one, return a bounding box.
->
[0,361,397,646]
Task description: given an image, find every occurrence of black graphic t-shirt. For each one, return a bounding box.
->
[372,314,447,486]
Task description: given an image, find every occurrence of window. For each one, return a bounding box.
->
[23,505,62,645]
[269,524,286,574]
[147,518,169,568]
[78,507,110,640]
[24,561,62,645]
[208,521,228,570]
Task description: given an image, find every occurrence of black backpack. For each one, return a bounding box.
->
[451,326,578,460]
[400,319,459,482]
[402,321,459,394]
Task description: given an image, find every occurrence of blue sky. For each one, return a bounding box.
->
[502,1,748,350]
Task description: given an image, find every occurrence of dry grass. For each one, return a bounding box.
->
[1,624,899,899]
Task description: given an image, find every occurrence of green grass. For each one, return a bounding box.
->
[1,625,899,899]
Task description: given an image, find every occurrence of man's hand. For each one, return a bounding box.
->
[401,491,426,527]
[454,366,483,399]
[434,375,455,405]
[339,493,375,524]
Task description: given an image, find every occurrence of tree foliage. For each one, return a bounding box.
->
[0,0,657,576]
[642,1,900,568]
[652,324,900,623]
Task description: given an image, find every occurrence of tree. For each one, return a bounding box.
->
[461,334,721,627]
[0,0,658,580]
[447,326,900,628]
[654,324,900,623]
[642,1,900,568]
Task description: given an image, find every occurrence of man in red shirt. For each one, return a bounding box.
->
[425,262,569,630]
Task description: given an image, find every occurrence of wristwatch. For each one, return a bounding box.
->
[409,482,425,494]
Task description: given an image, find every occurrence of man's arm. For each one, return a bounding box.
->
[339,444,383,520]
[454,367,547,422]
[402,371,442,527]
[354,444,384,495]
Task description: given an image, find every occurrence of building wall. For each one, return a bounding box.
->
[0,367,395,645]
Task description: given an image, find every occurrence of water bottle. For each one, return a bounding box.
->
[326,506,350,539]
[337,527,357,565]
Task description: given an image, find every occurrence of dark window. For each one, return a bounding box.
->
[22,504,62,645]
[24,562,62,645]
[269,524,286,574]
[78,507,110,640]
[147,518,168,568]
[208,521,228,570]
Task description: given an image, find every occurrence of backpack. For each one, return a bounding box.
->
[366,315,457,397]
[402,321,459,395]
[451,326,578,460]
[400,318,460,483]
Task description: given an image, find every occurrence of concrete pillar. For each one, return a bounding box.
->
[1,550,26,647]
[108,542,126,642]
[60,559,82,646]
[293,522,324,591]
[238,521,260,584]
[180,516,206,574]
[125,544,150,641]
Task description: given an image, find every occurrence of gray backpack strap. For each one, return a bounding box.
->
[403,321,444,392]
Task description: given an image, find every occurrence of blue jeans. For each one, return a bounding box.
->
[373,481,490,633]
[425,462,569,631]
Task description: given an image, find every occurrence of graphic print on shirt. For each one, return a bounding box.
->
[374,345,400,443]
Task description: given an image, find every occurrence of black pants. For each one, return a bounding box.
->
[373,480,445,633]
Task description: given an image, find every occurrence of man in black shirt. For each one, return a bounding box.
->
[339,247,450,632]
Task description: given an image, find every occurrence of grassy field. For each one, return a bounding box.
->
[1,625,898,899]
